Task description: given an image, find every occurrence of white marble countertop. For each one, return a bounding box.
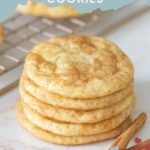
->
[0,8,150,150]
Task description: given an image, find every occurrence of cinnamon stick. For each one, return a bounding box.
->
[110,112,147,150]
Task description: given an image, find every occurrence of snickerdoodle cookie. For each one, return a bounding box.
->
[25,36,134,98]
[17,1,80,19]
[0,23,4,46]
[16,100,131,145]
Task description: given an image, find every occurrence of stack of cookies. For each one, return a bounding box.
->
[16,35,136,145]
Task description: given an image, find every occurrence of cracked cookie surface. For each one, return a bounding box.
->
[25,35,134,98]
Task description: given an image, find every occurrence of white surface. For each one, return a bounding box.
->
[0,9,150,150]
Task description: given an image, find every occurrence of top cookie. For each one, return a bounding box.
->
[0,23,4,46]
[25,35,134,98]
[17,1,80,19]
